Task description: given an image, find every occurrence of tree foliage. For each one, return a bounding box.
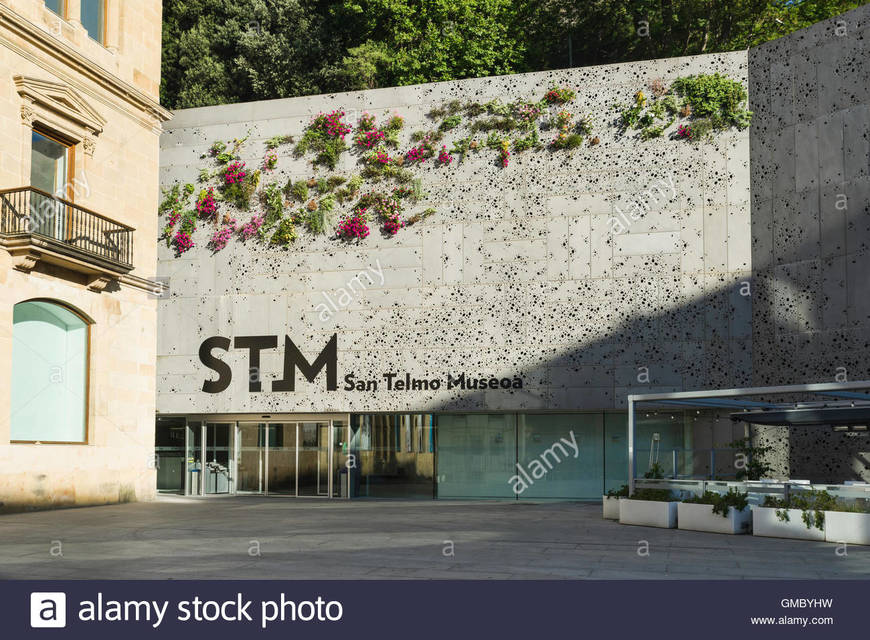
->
[161,0,864,109]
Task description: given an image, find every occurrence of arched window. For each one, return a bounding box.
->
[10,300,90,443]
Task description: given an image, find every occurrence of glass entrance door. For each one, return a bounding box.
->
[298,422,330,496]
[205,423,232,494]
[231,421,344,497]
[236,423,265,493]
[267,423,297,495]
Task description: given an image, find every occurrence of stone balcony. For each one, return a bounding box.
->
[0,186,134,291]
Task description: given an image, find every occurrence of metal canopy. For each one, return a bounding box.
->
[626,380,870,494]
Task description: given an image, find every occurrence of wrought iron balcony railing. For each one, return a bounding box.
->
[0,186,133,269]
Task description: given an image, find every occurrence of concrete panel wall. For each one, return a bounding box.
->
[157,52,752,415]
[748,4,870,482]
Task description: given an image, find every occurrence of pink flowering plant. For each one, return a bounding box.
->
[159,183,198,254]
[295,109,352,169]
[238,215,264,241]
[354,113,386,149]
[195,187,217,219]
[173,231,194,254]
[676,124,693,139]
[437,145,453,166]
[354,191,404,235]
[405,134,436,164]
[514,101,542,125]
[263,150,278,171]
[544,86,576,104]
[223,160,247,185]
[337,210,370,240]
[208,223,236,252]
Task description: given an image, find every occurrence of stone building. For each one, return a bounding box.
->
[0,0,169,511]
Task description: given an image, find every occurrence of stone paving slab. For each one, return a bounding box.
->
[0,497,867,580]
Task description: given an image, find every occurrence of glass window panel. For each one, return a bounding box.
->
[604,412,628,493]
[518,413,603,500]
[350,414,434,498]
[634,412,690,479]
[10,301,88,442]
[155,417,186,494]
[81,0,104,43]
[44,1,64,17]
[31,131,67,196]
[436,414,517,499]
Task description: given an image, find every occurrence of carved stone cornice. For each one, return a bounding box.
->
[0,3,172,128]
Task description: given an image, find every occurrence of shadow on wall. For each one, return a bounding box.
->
[420,6,870,483]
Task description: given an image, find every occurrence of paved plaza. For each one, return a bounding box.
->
[0,497,868,580]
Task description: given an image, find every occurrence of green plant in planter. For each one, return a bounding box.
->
[763,490,841,531]
[618,103,643,129]
[450,136,473,160]
[643,462,665,479]
[550,132,583,150]
[207,140,226,157]
[727,437,774,481]
[327,175,347,190]
[544,86,576,104]
[640,125,665,140]
[464,102,486,117]
[683,489,749,518]
[637,112,655,129]
[630,488,674,502]
[606,484,630,498]
[471,116,518,133]
[483,99,512,116]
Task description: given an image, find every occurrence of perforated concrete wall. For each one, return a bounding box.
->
[748,3,870,482]
[156,51,752,415]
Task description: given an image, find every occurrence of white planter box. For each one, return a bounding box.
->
[824,511,870,545]
[751,506,825,541]
[603,496,621,519]
[619,498,678,528]
[677,502,751,535]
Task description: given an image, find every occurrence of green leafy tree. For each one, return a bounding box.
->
[325,0,527,88]
[161,0,341,109]
[161,0,864,108]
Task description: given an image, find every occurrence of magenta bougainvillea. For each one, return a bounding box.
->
[209,224,236,251]
[337,211,370,240]
[195,188,217,218]
[263,150,278,171]
[173,230,194,253]
[238,215,264,241]
[223,160,247,184]
[310,110,352,140]
[437,145,453,166]
[354,113,386,149]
